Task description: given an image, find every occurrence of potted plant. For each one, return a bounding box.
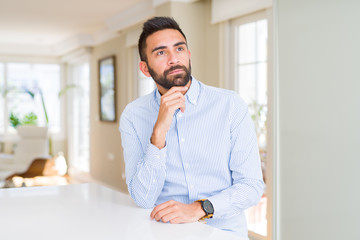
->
[5,85,77,156]
[9,112,48,139]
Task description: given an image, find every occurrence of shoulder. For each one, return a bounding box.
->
[199,81,247,108]
[197,81,249,123]
[121,90,156,120]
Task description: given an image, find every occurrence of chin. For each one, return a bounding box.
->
[172,75,189,86]
[173,80,188,87]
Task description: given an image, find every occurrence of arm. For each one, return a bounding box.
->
[119,86,188,209]
[208,94,265,218]
[120,110,167,208]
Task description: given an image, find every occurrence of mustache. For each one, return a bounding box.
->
[164,65,187,75]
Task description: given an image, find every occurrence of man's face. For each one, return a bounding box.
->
[140,29,191,90]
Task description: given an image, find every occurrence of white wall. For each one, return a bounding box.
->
[276,0,360,239]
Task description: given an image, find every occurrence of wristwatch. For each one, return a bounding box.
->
[196,199,214,219]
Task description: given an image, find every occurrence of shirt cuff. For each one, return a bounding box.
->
[208,193,231,218]
[143,141,167,169]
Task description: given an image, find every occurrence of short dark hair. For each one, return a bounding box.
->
[138,16,187,62]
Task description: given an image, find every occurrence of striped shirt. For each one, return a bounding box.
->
[119,77,264,239]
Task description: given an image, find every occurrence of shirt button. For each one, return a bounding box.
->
[185,163,190,168]
[155,155,160,159]
[178,113,183,117]
[190,185,194,189]
[181,138,185,142]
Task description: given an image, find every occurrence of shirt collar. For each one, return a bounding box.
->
[154,76,200,106]
[155,86,161,106]
[185,77,200,105]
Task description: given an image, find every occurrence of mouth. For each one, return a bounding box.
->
[166,65,186,76]
[168,69,184,75]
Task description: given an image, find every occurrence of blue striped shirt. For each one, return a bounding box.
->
[119,77,264,238]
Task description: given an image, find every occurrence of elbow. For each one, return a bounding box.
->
[136,200,155,209]
[252,179,265,205]
[253,179,265,199]
[131,195,156,209]
[244,179,265,207]
[258,179,265,197]
[128,187,156,209]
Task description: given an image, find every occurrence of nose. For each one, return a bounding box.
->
[168,51,180,65]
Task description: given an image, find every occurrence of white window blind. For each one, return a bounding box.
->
[67,63,90,173]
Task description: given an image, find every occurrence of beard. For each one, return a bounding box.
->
[147,60,191,90]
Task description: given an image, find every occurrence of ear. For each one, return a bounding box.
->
[139,61,151,77]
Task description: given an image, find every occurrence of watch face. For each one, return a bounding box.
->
[203,200,214,214]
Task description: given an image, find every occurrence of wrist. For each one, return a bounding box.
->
[192,201,206,220]
[151,126,167,149]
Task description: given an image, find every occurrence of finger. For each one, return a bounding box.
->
[169,217,183,224]
[167,99,185,113]
[150,201,173,219]
[163,98,185,112]
[160,211,180,223]
[150,206,163,220]
[161,91,185,103]
[164,86,188,96]
[154,206,176,222]
[166,99,185,109]
[180,102,186,112]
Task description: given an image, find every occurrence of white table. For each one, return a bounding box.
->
[0,183,243,240]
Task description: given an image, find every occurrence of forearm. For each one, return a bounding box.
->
[208,178,264,218]
[128,165,166,209]
[127,143,167,208]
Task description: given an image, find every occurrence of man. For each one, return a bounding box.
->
[119,16,264,238]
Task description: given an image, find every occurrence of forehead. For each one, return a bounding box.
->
[145,29,186,51]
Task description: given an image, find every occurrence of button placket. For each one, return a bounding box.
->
[177,111,186,144]
[176,110,191,195]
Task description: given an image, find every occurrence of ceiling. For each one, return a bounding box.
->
[0,0,150,57]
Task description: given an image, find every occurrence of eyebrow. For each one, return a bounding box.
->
[151,41,187,53]
[174,41,187,47]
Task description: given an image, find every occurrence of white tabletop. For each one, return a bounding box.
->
[0,183,243,240]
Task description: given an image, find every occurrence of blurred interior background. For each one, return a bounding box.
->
[0,1,359,240]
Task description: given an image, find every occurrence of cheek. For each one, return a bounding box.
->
[179,54,190,64]
[148,61,166,75]
[153,59,168,71]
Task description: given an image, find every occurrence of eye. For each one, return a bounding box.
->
[157,51,165,56]
[177,47,184,51]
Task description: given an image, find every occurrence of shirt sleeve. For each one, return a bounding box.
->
[119,107,167,209]
[208,94,265,219]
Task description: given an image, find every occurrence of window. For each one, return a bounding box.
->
[133,47,155,98]
[236,19,268,149]
[230,10,271,239]
[0,63,4,133]
[138,68,155,97]
[0,62,61,134]
[67,62,90,173]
